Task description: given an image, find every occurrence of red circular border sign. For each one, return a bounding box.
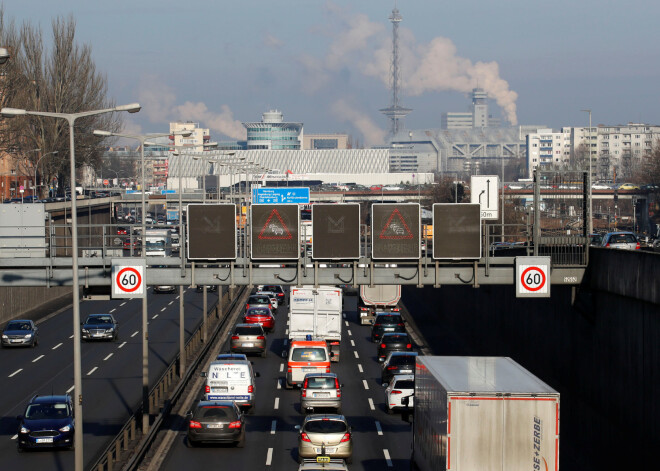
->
[116,267,142,293]
[520,266,546,292]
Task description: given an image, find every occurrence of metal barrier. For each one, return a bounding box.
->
[89,286,246,471]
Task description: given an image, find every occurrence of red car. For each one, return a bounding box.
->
[243,307,275,332]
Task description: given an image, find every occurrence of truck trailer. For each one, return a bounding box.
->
[288,286,342,362]
[409,356,559,471]
[358,285,401,325]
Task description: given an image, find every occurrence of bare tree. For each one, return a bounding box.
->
[1,12,122,197]
[634,139,660,189]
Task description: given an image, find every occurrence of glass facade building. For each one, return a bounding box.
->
[243,110,303,150]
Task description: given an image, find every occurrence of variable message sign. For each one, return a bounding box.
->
[312,203,361,259]
[432,203,481,259]
[251,204,300,260]
[371,203,420,260]
[187,204,236,260]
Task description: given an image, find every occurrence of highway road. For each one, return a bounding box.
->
[157,294,414,471]
[0,286,219,470]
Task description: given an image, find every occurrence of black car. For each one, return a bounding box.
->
[377,332,413,362]
[186,400,245,447]
[371,313,405,343]
[196,285,218,293]
[259,285,286,304]
[381,351,418,386]
[17,394,75,451]
[2,319,39,348]
[81,314,119,342]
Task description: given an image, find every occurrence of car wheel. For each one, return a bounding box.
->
[285,380,292,390]
[31,339,37,348]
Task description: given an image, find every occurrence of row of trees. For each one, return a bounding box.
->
[0,8,122,197]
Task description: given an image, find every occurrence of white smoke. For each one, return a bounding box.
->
[137,75,246,140]
[331,99,386,147]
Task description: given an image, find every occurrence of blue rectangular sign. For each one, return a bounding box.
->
[252,187,310,204]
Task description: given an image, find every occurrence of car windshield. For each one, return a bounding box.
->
[609,234,636,243]
[86,316,113,325]
[306,377,336,389]
[193,405,237,421]
[292,348,327,362]
[235,326,262,335]
[393,380,415,389]
[247,308,270,316]
[6,321,31,331]
[25,403,70,420]
[383,334,408,343]
[376,315,401,325]
[250,296,270,304]
[304,419,347,434]
[263,286,281,293]
[388,355,416,366]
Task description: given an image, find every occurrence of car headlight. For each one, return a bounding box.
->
[20,426,29,434]
[24,333,33,339]
[81,329,88,333]
[1,334,7,339]
[59,425,71,432]
[106,328,114,333]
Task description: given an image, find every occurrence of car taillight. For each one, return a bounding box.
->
[340,432,351,442]
[392,307,400,312]
[326,367,331,373]
[387,366,397,370]
[301,389,307,398]
[373,323,381,327]
[335,378,341,397]
[406,344,412,349]
[257,335,265,340]
[248,385,254,393]
[303,379,309,388]
[228,421,242,429]
[636,242,640,250]
[398,323,405,327]
[606,243,610,247]
[301,432,311,442]
[189,420,202,429]
[246,304,250,310]
[391,390,402,394]
[380,344,386,349]
[231,336,239,340]
[205,385,210,393]
[288,367,292,373]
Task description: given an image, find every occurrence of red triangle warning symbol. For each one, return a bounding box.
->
[379,209,414,239]
[259,209,293,240]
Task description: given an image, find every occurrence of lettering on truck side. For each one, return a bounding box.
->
[533,416,543,470]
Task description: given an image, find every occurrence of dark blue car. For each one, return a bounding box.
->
[17,395,75,451]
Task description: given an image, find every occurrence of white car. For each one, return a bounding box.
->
[384,374,415,414]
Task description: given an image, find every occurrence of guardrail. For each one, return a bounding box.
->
[88,286,246,471]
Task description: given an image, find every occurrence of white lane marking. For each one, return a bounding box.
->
[266,448,273,466]
[358,364,363,373]
[347,329,352,337]
[350,339,355,347]
[120,302,127,307]
[285,329,288,335]
[161,307,166,312]
[342,312,346,318]
[109,308,116,313]
[168,301,174,306]
[69,335,74,339]
[67,385,74,393]
[175,296,180,300]
[283,339,287,346]
[353,351,359,359]
[131,331,139,338]
[363,379,369,390]
[345,321,349,327]
[52,343,63,350]
[270,420,277,435]
[8,369,22,378]
[152,314,159,319]
[118,341,127,349]
[279,363,284,372]
[104,353,113,361]
[87,366,98,376]
[274,397,279,410]
[11,434,17,440]
[277,379,282,390]
[384,449,393,467]
[375,421,383,436]
[368,398,375,410]
[32,355,45,363]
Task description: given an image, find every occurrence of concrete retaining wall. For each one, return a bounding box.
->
[402,249,659,470]
[0,286,73,325]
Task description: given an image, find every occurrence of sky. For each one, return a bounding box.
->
[4,0,660,146]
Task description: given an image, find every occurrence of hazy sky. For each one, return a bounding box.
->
[5,0,660,146]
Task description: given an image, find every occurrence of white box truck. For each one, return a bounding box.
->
[358,285,401,325]
[408,356,560,471]
[144,228,172,257]
[288,286,342,362]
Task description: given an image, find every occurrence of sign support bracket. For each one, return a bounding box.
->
[229,261,235,290]
[434,261,441,288]
[352,262,357,289]
[417,260,423,288]
[191,262,195,288]
[473,261,480,288]
[248,261,253,289]
[369,262,375,288]
[314,261,319,288]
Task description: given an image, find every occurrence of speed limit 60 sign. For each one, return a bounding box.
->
[112,259,146,299]
[516,257,551,298]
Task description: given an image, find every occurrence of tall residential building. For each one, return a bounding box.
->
[526,128,573,174]
[242,110,303,150]
[169,122,211,151]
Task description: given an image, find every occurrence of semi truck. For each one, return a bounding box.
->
[407,356,560,471]
[288,286,342,362]
[358,285,401,325]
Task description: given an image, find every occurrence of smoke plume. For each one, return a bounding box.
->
[331,99,386,147]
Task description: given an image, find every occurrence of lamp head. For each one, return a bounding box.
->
[1,108,26,118]
[93,130,113,137]
[116,103,141,114]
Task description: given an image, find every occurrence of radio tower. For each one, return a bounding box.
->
[380,3,412,136]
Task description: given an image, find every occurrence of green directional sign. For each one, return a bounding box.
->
[432,203,481,259]
[251,204,299,260]
[312,203,361,259]
[371,203,420,260]
[187,204,236,260]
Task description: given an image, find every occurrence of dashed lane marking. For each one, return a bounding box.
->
[347,329,352,337]
[266,448,273,466]
[69,335,74,339]
[363,379,369,390]
[118,341,127,349]
[274,397,280,410]
[87,366,98,376]
[152,314,159,319]
[358,364,363,373]
[168,301,174,306]
[384,449,393,467]
[120,302,127,307]
[368,398,375,410]
[8,369,22,378]
[67,385,74,393]
[52,343,63,350]
[283,339,288,346]
[104,353,113,361]
[345,321,349,327]
[354,351,359,359]
[271,420,277,435]
[279,363,284,372]
[375,421,383,436]
[32,355,45,363]
[109,308,116,313]
[161,307,166,312]
[350,339,355,347]
[10,434,17,440]
[131,331,139,338]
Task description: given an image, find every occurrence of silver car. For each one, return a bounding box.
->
[601,232,639,250]
[296,414,353,464]
[300,373,343,414]
[230,323,267,357]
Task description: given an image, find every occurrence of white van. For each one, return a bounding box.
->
[202,359,259,411]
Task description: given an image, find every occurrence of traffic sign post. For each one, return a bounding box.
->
[471,175,499,220]
[371,203,420,260]
[187,204,237,260]
[516,256,551,298]
[251,204,300,260]
[312,203,361,260]
[432,203,481,259]
[252,187,310,204]
[112,259,146,299]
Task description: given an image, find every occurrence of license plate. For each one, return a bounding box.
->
[400,370,412,373]
[315,447,336,453]
[206,424,223,429]
[36,438,54,443]
[11,339,22,343]
[303,367,316,372]
[242,343,254,347]
[385,327,395,331]
[314,392,330,397]
[214,387,228,393]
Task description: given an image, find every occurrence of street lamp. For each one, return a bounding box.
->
[0,47,9,65]
[192,152,237,202]
[1,102,140,471]
[581,109,593,235]
[34,150,59,202]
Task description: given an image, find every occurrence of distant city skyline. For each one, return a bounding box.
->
[5,0,660,145]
